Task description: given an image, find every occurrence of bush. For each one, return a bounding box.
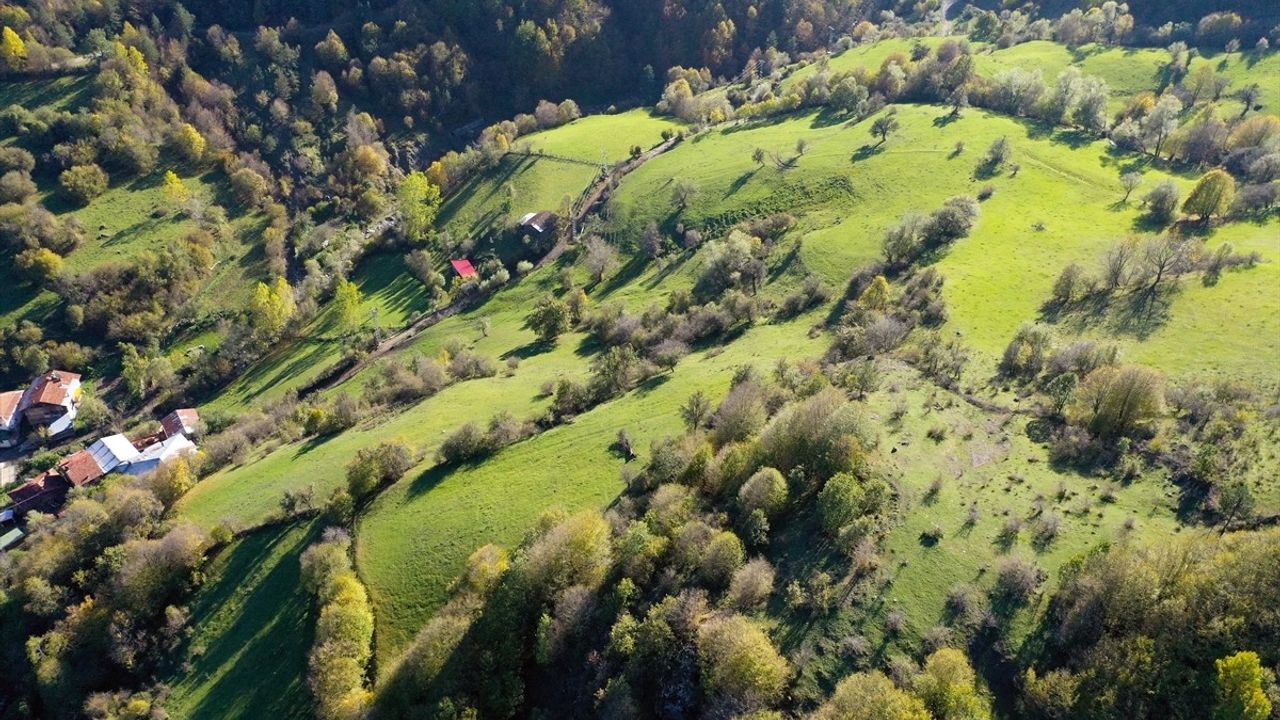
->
[697,615,789,710]
[58,163,108,204]
[738,467,788,517]
[437,422,490,465]
[0,169,35,203]
[724,558,775,610]
[346,440,414,499]
[757,387,867,483]
[992,557,1043,606]
[712,381,767,446]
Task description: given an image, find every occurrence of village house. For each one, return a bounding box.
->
[4,409,202,520]
[0,390,22,448]
[5,470,71,517]
[19,370,82,437]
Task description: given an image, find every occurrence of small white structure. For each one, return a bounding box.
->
[88,434,141,475]
[0,391,22,448]
[123,433,197,477]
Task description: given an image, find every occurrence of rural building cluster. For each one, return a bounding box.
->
[1,370,202,550]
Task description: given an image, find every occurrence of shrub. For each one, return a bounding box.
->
[757,387,868,483]
[697,615,789,709]
[436,422,490,465]
[724,558,775,610]
[738,467,788,517]
[712,381,767,446]
[992,557,1043,606]
[814,670,930,720]
[58,163,108,204]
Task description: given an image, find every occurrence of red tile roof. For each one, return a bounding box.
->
[28,371,81,407]
[58,449,104,487]
[0,390,22,424]
[450,259,478,279]
[7,471,69,510]
[161,408,200,439]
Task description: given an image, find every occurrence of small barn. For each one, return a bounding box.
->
[450,258,478,279]
[161,408,201,439]
[6,470,70,517]
[518,211,557,241]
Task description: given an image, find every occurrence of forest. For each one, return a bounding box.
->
[0,0,1278,719]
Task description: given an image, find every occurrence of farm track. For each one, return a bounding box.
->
[306,134,682,395]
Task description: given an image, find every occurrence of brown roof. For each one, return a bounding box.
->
[28,371,81,407]
[161,408,200,439]
[0,390,22,423]
[7,471,70,510]
[58,449,104,487]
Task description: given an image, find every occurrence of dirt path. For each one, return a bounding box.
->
[304,134,681,396]
[538,134,682,268]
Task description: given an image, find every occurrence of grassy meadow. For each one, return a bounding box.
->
[159,34,1280,712]
[611,104,1280,389]
[521,108,683,163]
[163,520,319,720]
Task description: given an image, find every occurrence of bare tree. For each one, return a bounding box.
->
[1102,240,1135,291]
[1120,172,1143,202]
[582,235,618,284]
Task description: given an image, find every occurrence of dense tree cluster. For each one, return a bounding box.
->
[0,460,206,718]
[300,529,375,720]
[1021,529,1280,719]
[371,368,949,718]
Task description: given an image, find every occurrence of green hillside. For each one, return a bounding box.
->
[3,10,1278,719]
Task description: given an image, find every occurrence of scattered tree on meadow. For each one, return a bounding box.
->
[1070,364,1164,437]
[871,109,901,145]
[1120,171,1143,201]
[334,279,364,336]
[1142,181,1181,225]
[526,294,572,343]
[582,235,618,284]
[58,163,108,204]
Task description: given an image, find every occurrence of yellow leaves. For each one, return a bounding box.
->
[162,170,190,206]
[857,275,892,311]
[0,25,27,71]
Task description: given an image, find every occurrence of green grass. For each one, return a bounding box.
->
[0,75,91,113]
[163,520,319,720]
[53,168,232,274]
[611,104,1280,389]
[356,314,827,669]
[437,152,600,241]
[200,251,436,413]
[1188,49,1280,114]
[521,108,684,163]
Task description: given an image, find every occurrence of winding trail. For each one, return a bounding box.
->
[304,134,683,396]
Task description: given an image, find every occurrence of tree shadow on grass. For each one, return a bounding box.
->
[1052,129,1096,150]
[594,255,650,298]
[168,521,320,720]
[407,462,457,499]
[850,144,885,162]
[810,107,850,129]
[725,168,758,197]
[932,111,961,128]
[501,339,557,361]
